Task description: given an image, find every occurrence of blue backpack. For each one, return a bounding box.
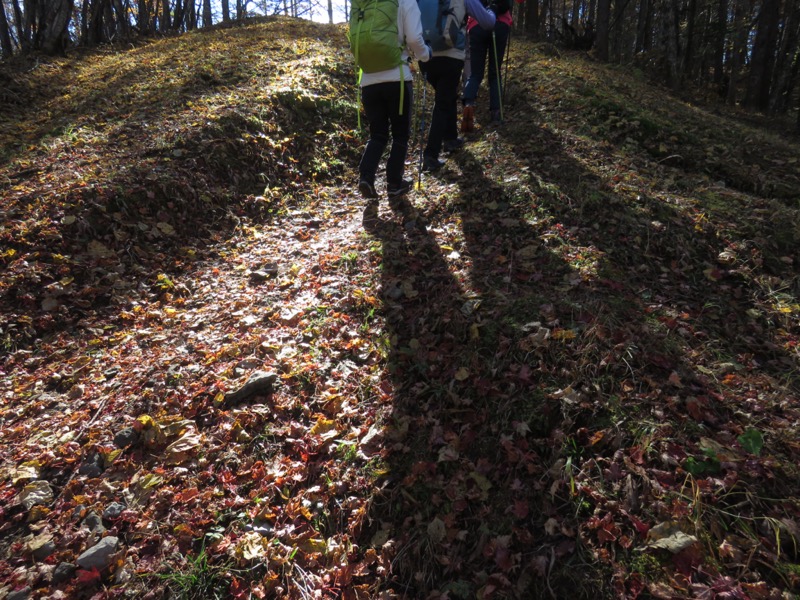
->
[417,0,466,52]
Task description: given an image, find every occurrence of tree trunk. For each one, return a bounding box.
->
[0,2,14,57]
[105,0,116,38]
[137,0,151,33]
[768,1,800,113]
[745,0,781,110]
[84,0,108,44]
[80,0,89,42]
[172,0,183,29]
[713,0,726,85]
[202,0,212,27]
[184,0,195,30]
[726,0,749,104]
[635,0,652,52]
[666,0,680,87]
[20,0,35,51]
[40,0,75,53]
[221,0,229,21]
[611,0,630,61]
[118,0,131,36]
[160,0,170,31]
[525,0,539,34]
[595,0,610,60]
[683,0,697,76]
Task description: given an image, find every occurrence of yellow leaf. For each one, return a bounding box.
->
[552,329,576,341]
[298,537,327,555]
[310,417,337,438]
[454,367,469,381]
[10,461,40,485]
[236,532,271,561]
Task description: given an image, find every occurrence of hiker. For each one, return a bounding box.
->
[419,0,496,172]
[355,0,432,200]
[461,0,514,131]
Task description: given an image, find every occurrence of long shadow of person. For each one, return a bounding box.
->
[357,55,799,594]
[454,95,800,595]
[357,154,595,597]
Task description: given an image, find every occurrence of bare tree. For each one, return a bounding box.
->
[769,0,800,113]
[745,0,781,110]
[726,0,750,104]
[0,1,15,56]
[595,0,609,59]
[634,0,652,52]
[39,0,75,53]
[202,0,212,27]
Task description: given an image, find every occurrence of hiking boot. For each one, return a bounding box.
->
[358,179,378,199]
[387,179,412,199]
[422,156,445,173]
[490,109,503,124]
[461,105,474,133]
[443,137,465,153]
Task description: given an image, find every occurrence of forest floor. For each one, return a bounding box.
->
[1,16,800,600]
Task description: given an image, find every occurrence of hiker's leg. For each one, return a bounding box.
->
[463,28,489,106]
[439,57,464,143]
[487,22,510,113]
[424,57,447,160]
[359,83,391,186]
[386,81,413,187]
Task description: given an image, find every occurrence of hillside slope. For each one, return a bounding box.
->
[1,16,800,599]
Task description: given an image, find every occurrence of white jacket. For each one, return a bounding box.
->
[359,0,432,87]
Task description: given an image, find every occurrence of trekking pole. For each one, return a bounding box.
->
[492,32,503,122]
[416,70,428,190]
[503,17,512,108]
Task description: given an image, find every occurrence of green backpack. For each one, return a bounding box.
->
[349,0,406,117]
[349,0,403,73]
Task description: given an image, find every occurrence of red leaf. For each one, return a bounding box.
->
[685,397,705,421]
[512,499,529,519]
[76,567,102,585]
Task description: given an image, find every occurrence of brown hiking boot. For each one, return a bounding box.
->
[461,105,474,133]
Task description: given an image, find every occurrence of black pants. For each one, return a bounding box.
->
[463,22,510,112]
[359,80,413,188]
[420,56,464,160]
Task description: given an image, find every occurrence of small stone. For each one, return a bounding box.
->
[76,536,120,570]
[32,541,56,561]
[66,384,85,400]
[78,454,104,477]
[82,511,106,534]
[113,427,139,449]
[52,562,77,584]
[7,587,31,600]
[249,263,279,282]
[223,371,277,405]
[102,502,126,520]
